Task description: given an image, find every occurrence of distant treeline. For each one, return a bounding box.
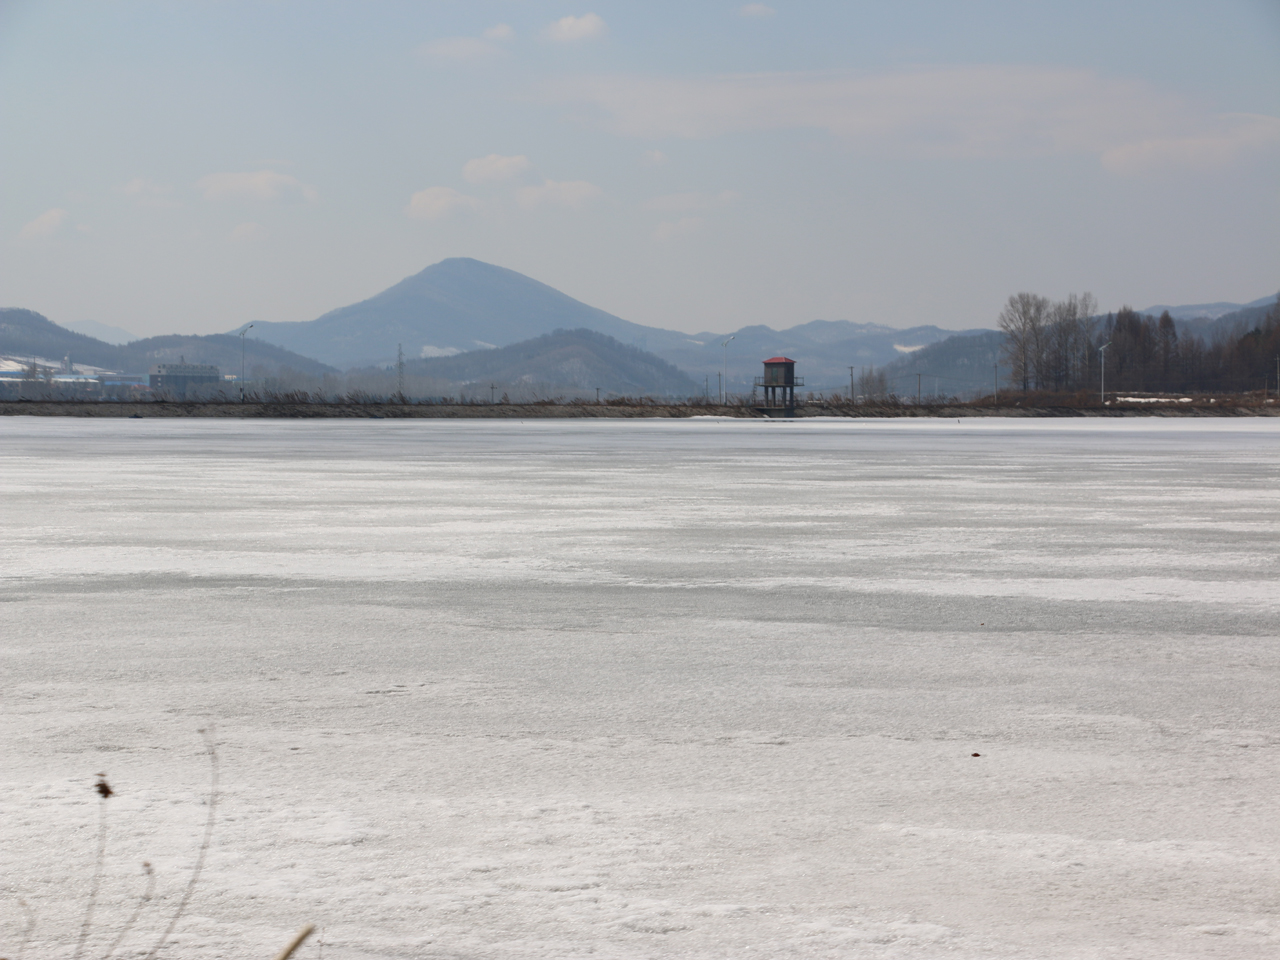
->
[999,293,1280,395]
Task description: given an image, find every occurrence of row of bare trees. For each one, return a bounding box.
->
[998,292,1098,392]
[999,291,1280,394]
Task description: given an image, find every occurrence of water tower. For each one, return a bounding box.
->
[755,356,802,411]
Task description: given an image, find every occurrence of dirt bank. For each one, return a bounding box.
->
[2,400,1277,418]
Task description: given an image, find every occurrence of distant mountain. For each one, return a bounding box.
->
[1,309,127,369]
[234,257,992,390]
[655,321,993,393]
[877,295,1280,399]
[120,334,336,378]
[1,308,335,376]
[63,319,139,345]
[880,331,1005,399]
[234,258,664,369]
[1189,298,1278,340]
[1141,293,1278,321]
[351,329,699,399]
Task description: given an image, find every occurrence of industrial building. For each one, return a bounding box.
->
[149,359,221,397]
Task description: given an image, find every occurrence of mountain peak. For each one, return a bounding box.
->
[241,259,654,368]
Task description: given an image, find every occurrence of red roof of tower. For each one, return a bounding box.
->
[763,356,795,364]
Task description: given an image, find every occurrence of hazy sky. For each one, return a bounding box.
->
[3,1,1278,338]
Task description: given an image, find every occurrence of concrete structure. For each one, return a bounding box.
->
[149,359,221,397]
[755,356,802,411]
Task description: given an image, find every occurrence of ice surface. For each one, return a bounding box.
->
[2,417,1278,958]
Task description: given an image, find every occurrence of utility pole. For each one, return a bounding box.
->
[849,366,855,403]
[490,383,496,404]
[397,343,405,399]
[917,373,921,404]
[596,387,600,404]
[240,323,253,402]
[1099,342,1111,404]
[717,371,722,405]
[993,363,998,404]
[721,336,735,405]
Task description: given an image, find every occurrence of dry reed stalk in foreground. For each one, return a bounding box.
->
[272,925,315,960]
[139,726,218,960]
[71,776,114,960]
[3,727,315,960]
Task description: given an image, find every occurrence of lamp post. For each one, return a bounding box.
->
[721,335,735,404]
[240,324,253,402]
[1099,341,1111,405]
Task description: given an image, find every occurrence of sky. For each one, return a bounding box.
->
[2,1,1278,339]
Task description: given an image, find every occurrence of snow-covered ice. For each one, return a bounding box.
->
[2,417,1278,959]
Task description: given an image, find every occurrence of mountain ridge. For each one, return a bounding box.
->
[234,258,662,368]
[0,308,336,376]
[341,328,699,399]
[230,257,993,388]
[1140,293,1277,321]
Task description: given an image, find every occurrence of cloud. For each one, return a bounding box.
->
[420,36,504,61]
[739,4,775,16]
[545,66,1280,171]
[406,186,483,220]
[653,217,704,241]
[230,222,265,241]
[198,170,317,202]
[19,208,69,239]
[515,179,603,209]
[640,149,667,165]
[121,177,171,196]
[544,13,606,43]
[644,190,739,213]
[120,177,179,208]
[1100,113,1280,173]
[463,153,531,183]
[421,24,514,61]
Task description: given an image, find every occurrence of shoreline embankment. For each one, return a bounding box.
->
[2,400,1277,419]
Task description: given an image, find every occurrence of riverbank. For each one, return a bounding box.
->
[2,399,1278,418]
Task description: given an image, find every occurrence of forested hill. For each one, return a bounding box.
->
[874,295,1280,400]
[1174,301,1276,343]
[994,294,1280,396]
[0,308,336,376]
[0,308,125,368]
[346,328,700,399]
[880,332,1005,398]
[234,258,664,369]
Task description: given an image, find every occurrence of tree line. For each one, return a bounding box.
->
[999,292,1280,395]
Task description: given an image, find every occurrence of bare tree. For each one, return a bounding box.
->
[1043,292,1097,390]
[1157,310,1178,380]
[998,293,1050,391]
[856,364,888,400]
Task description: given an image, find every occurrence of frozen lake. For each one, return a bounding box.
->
[2,417,1279,959]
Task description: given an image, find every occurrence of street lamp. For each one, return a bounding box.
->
[1099,341,1111,405]
[721,335,735,404]
[240,324,253,402]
